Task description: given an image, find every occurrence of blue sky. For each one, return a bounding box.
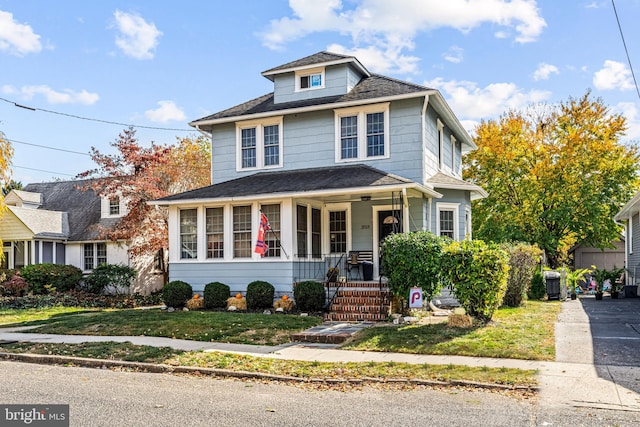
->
[1,0,639,184]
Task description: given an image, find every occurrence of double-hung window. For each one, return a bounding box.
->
[109,197,120,215]
[236,117,283,171]
[436,203,459,240]
[329,211,347,253]
[233,205,252,258]
[296,205,322,258]
[84,243,107,270]
[206,207,224,259]
[261,204,281,257]
[180,209,197,259]
[335,103,389,162]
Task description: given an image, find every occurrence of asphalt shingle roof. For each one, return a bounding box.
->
[23,179,118,241]
[191,74,431,124]
[261,51,355,74]
[156,164,415,202]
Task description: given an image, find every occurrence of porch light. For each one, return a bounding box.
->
[360,195,371,201]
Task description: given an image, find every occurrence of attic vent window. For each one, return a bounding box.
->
[109,197,120,215]
[295,67,324,92]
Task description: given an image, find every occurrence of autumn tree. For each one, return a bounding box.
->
[0,131,14,190]
[464,92,640,267]
[78,127,211,271]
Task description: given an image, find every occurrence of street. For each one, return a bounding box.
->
[1,361,638,427]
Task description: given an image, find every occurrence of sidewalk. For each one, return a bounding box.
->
[1,298,640,411]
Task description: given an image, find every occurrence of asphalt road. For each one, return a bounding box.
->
[1,361,639,427]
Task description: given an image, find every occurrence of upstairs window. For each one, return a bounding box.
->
[236,117,283,171]
[335,103,389,162]
[295,67,324,91]
[109,197,120,215]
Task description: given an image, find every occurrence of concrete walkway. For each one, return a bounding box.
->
[1,297,640,411]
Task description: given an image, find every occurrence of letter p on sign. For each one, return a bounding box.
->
[409,287,423,308]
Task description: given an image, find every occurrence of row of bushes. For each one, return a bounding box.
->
[381,232,541,322]
[0,291,162,310]
[0,263,137,297]
[162,279,326,312]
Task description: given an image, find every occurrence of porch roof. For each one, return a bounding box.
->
[152,164,442,205]
[426,172,488,200]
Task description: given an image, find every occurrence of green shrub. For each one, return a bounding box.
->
[246,280,275,309]
[82,263,137,295]
[162,280,193,308]
[203,281,230,309]
[293,281,325,312]
[20,263,83,294]
[501,243,542,307]
[0,291,163,309]
[528,270,546,300]
[442,239,509,323]
[380,231,449,303]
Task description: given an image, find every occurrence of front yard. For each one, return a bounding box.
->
[0,300,559,388]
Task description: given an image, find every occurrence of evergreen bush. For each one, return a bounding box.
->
[162,280,193,308]
[203,281,230,309]
[528,270,546,300]
[82,263,137,295]
[246,280,275,309]
[501,243,542,307]
[293,281,325,312]
[20,263,83,294]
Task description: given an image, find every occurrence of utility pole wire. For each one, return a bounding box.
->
[612,0,640,102]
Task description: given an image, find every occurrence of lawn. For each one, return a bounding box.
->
[0,342,537,387]
[14,309,323,346]
[343,300,561,360]
[0,306,96,326]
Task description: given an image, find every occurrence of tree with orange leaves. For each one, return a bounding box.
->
[465,91,640,267]
[78,127,210,277]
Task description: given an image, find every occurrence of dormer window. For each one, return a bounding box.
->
[109,197,120,215]
[295,67,324,92]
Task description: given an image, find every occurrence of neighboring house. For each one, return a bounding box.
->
[615,194,640,295]
[0,179,163,294]
[569,238,625,272]
[151,51,486,295]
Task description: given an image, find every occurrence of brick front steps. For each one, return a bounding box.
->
[324,282,391,323]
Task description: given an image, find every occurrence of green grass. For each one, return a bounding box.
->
[16,309,322,346]
[343,301,561,361]
[0,307,97,326]
[0,342,537,387]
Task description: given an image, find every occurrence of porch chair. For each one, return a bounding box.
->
[346,251,362,280]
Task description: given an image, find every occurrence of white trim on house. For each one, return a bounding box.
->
[436,202,460,240]
[324,202,352,256]
[294,67,325,92]
[437,119,444,170]
[630,216,634,255]
[235,116,284,172]
[334,103,390,163]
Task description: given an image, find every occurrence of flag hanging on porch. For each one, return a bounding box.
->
[254,212,271,257]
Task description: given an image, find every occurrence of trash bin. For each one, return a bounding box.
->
[544,271,561,300]
[362,261,374,281]
[624,285,638,298]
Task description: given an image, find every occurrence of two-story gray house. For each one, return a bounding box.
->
[152,52,486,297]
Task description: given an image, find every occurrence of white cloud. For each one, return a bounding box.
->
[261,0,546,72]
[616,102,640,140]
[18,85,99,105]
[113,10,162,60]
[0,10,42,56]
[533,63,559,81]
[443,46,463,64]
[593,60,634,91]
[326,43,420,74]
[144,100,186,123]
[425,77,551,120]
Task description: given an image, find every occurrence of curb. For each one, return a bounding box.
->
[0,352,538,392]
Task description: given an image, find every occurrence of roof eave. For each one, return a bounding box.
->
[261,57,370,81]
[428,92,476,151]
[149,182,442,207]
[189,91,433,128]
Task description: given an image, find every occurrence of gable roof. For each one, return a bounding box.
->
[426,172,488,200]
[5,190,42,207]
[261,51,370,80]
[7,206,68,239]
[22,179,119,241]
[152,164,441,205]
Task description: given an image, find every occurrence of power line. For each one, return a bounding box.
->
[8,138,91,156]
[0,96,194,132]
[12,164,76,177]
[612,0,640,102]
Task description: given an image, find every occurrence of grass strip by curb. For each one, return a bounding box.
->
[0,352,538,392]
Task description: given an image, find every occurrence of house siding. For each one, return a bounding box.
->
[273,64,354,104]
[423,104,462,183]
[629,212,640,285]
[430,189,470,241]
[0,212,33,240]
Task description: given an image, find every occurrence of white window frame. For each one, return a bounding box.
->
[334,103,390,163]
[236,116,283,171]
[295,67,325,92]
[437,119,444,170]
[324,203,351,254]
[630,216,634,254]
[436,202,459,241]
[83,242,107,271]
